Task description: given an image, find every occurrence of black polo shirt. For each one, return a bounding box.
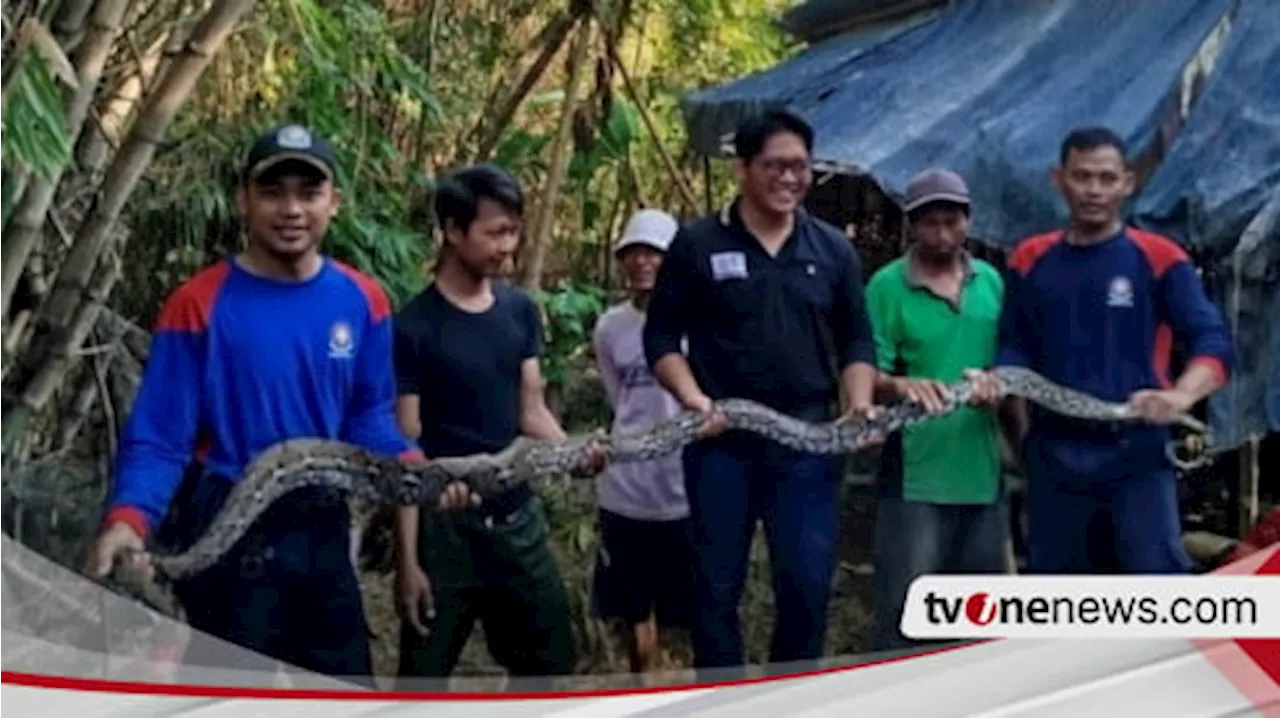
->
[642,199,877,421]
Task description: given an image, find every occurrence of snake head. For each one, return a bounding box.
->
[1166,435,1211,472]
[111,547,157,585]
[395,472,425,504]
[491,466,519,494]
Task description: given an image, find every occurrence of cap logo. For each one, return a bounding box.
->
[277,125,313,150]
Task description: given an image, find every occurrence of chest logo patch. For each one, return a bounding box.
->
[709,251,748,281]
[1106,276,1134,308]
[328,321,355,359]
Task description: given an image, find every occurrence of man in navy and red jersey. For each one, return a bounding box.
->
[82,124,476,685]
[983,126,1235,574]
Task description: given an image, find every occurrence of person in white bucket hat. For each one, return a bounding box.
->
[589,208,695,680]
[613,208,679,256]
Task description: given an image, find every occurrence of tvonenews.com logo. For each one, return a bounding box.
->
[925,590,1257,627]
[900,576,1280,639]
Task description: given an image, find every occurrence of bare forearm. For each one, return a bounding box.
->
[652,353,705,408]
[1174,362,1223,404]
[521,404,568,441]
[394,505,420,569]
[396,395,422,440]
[840,362,878,411]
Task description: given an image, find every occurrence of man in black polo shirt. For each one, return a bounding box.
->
[643,110,881,676]
[391,163,605,685]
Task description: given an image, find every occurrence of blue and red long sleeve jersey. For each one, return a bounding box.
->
[995,226,1235,427]
[104,257,422,538]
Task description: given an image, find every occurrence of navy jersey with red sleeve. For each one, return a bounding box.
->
[103,257,422,538]
[995,227,1234,418]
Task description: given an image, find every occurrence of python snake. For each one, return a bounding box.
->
[109,366,1210,611]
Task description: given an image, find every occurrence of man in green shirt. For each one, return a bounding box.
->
[864,169,1008,651]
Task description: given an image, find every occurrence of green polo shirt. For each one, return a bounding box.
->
[864,252,1004,505]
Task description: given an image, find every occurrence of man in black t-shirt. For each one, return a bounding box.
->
[391,164,605,685]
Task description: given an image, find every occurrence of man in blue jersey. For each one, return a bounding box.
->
[391,164,606,686]
[83,125,476,685]
[977,126,1235,574]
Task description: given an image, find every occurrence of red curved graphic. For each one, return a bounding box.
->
[0,642,985,701]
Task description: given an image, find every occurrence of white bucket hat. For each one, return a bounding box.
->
[614,209,679,256]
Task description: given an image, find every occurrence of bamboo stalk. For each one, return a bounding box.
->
[471,11,578,163]
[515,16,592,289]
[1,0,131,318]
[77,30,171,172]
[603,38,699,213]
[92,331,120,464]
[22,0,254,413]
[51,0,96,45]
[38,0,255,333]
[56,366,99,449]
[22,246,122,410]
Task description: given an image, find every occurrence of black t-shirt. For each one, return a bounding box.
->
[393,281,543,458]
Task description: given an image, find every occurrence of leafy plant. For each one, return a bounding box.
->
[529,280,607,389]
[1,51,72,225]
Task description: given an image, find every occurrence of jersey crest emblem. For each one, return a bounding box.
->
[328,321,355,359]
[1106,275,1134,308]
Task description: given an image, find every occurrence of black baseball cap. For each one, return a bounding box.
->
[241,124,338,184]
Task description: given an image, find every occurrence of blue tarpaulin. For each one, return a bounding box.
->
[682,0,1280,442]
[1132,0,1280,445]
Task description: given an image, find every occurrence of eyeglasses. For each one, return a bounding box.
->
[754,157,812,178]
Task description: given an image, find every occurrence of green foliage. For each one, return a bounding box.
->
[1,52,71,225]
[119,0,447,322]
[529,280,608,390]
[102,0,797,327]
[0,53,71,178]
[659,0,793,78]
[568,98,640,183]
[269,0,442,300]
[627,0,795,211]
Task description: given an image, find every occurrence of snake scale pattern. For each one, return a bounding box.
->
[112,367,1209,609]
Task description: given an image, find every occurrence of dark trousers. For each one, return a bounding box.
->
[163,476,373,688]
[396,491,576,687]
[681,433,842,679]
[872,496,1009,652]
[1023,435,1192,574]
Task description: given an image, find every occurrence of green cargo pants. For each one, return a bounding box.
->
[396,490,577,682]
